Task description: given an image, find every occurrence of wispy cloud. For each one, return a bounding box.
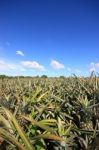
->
[0,60,17,71]
[16,50,24,56]
[95,63,99,67]
[0,59,26,74]
[89,62,99,72]
[67,67,71,72]
[21,61,45,71]
[89,63,95,72]
[20,68,26,72]
[50,60,65,69]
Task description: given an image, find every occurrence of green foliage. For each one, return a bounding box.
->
[59,75,65,79]
[41,75,48,78]
[0,74,8,79]
[0,73,99,149]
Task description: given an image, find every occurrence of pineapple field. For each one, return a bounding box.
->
[0,73,99,150]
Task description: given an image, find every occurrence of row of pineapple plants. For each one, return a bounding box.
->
[0,72,99,149]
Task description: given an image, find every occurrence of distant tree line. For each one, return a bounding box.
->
[0,74,68,79]
[0,74,48,79]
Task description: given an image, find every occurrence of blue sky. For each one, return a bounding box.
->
[0,0,99,76]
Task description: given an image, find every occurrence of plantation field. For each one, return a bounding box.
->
[0,74,99,150]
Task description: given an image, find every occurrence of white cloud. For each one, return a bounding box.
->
[0,59,26,74]
[90,62,94,66]
[95,63,99,67]
[50,60,65,69]
[16,50,24,56]
[0,60,17,71]
[0,59,46,76]
[89,67,95,72]
[89,62,99,72]
[20,68,26,72]
[21,61,45,71]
